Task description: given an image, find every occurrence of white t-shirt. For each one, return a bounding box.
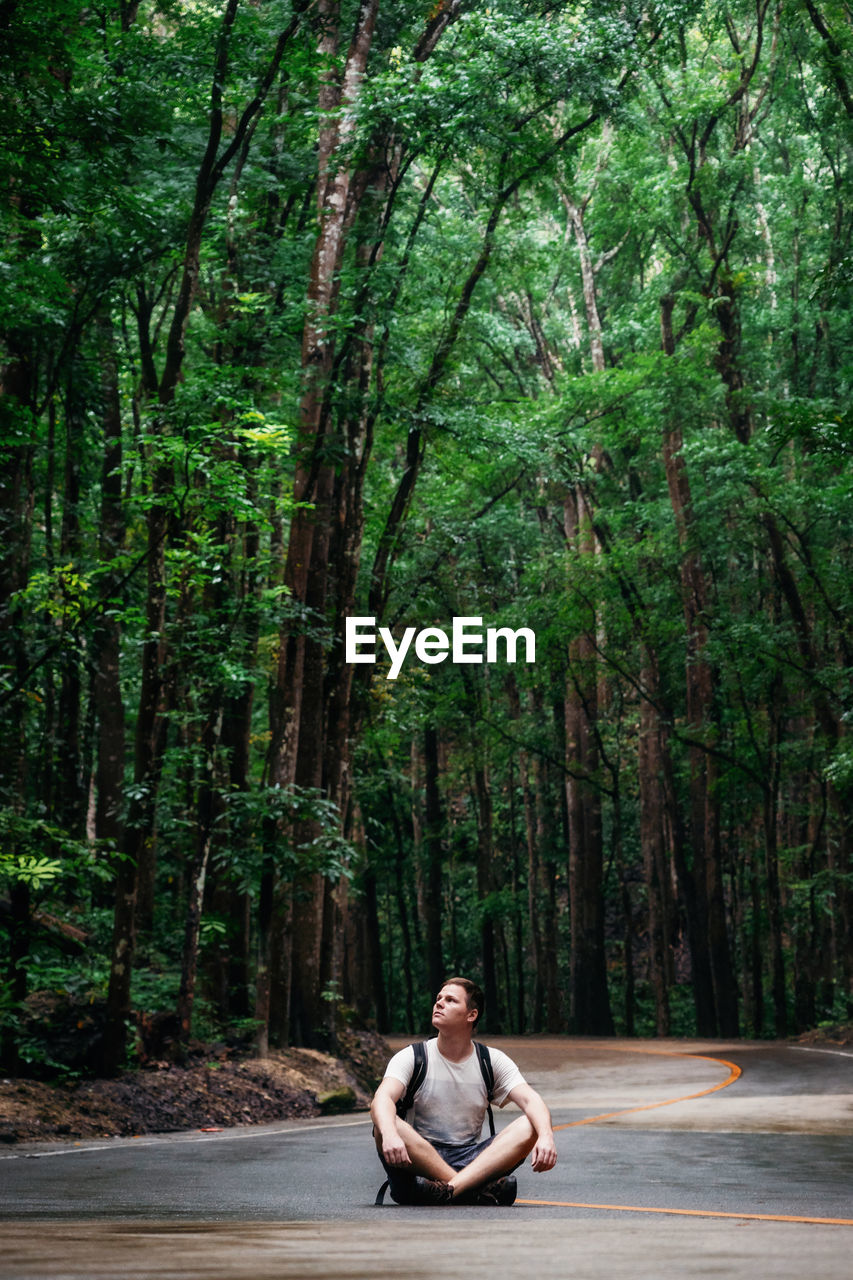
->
[383,1038,526,1145]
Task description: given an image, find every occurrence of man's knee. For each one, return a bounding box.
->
[504,1114,536,1151]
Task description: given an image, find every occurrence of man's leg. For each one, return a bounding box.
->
[374,1119,457,1183]
[447,1115,535,1198]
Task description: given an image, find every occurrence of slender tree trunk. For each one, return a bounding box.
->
[558,203,615,1034]
[639,654,672,1036]
[508,677,544,1031]
[0,304,37,849]
[659,294,738,1037]
[612,782,635,1036]
[423,725,445,997]
[176,681,224,1046]
[92,315,126,857]
[265,0,380,1049]
[749,848,765,1036]
[1,880,29,1070]
[789,768,825,1029]
[209,513,260,1022]
[762,511,850,1006]
[384,775,415,1033]
[474,759,503,1033]
[363,869,390,1032]
[101,450,171,1073]
[253,823,280,1058]
[536,767,562,1033]
[565,492,613,1035]
[762,677,787,1036]
[286,472,335,1048]
[411,739,427,955]
[509,762,525,1035]
[520,748,544,1030]
[54,364,85,836]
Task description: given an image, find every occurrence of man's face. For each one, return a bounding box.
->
[432,983,477,1033]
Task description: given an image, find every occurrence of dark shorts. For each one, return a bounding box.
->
[430,1135,496,1171]
[378,1133,500,1204]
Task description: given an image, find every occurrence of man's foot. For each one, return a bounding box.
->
[411,1176,455,1205]
[472,1175,517,1206]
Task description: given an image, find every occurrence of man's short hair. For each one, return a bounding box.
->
[441,976,485,1028]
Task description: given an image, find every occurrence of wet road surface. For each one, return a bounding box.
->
[1,1038,851,1277]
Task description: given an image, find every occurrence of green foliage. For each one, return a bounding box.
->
[1,0,851,1062]
[0,812,111,892]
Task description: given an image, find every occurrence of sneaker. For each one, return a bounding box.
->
[411,1176,455,1206]
[473,1175,517,1206]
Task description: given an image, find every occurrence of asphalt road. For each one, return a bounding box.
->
[1,1037,851,1278]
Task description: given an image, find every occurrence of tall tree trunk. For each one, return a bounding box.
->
[520,747,545,1030]
[177,496,231,1045]
[101,0,302,1069]
[423,725,445,997]
[176,711,222,1045]
[762,511,850,1005]
[54,364,85,836]
[101,455,170,1075]
[474,759,503,1033]
[1,881,29,1071]
[749,846,765,1036]
[560,191,615,1035]
[639,653,672,1036]
[761,673,787,1036]
[534,748,563,1033]
[349,838,389,1031]
[660,294,738,1037]
[612,780,635,1036]
[92,316,126,859]
[505,680,531,1031]
[0,340,35,1070]
[508,758,525,1035]
[0,353,35,827]
[564,492,613,1035]
[208,513,260,1023]
[266,0,380,1050]
[384,773,415,1033]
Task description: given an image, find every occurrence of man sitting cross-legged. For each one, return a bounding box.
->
[370,976,557,1206]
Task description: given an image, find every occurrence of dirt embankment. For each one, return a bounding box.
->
[0,1029,388,1145]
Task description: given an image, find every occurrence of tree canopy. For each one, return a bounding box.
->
[1,0,851,1074]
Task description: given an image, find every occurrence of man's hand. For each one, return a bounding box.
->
[380,1128,412,1167]
[530,1129,557,1172]
[371,1077,412,1168]
[507,1082,558,1173]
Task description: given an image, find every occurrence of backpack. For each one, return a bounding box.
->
[374,1039,496,1206]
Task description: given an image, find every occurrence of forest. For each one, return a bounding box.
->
[1,0,851,1078]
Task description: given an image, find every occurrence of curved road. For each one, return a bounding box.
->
[0,1037,851,1278]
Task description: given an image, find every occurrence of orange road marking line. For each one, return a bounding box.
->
[552,1048,742,1130]
[516,1198,853,1227]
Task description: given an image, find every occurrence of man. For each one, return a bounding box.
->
[370,976,557,1205]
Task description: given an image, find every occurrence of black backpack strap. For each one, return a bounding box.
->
[375,1179,390,1205]
[475,1041,496,1136]
[395,1040,428,1119]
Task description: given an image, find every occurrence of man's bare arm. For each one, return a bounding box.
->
[370,1077,411,1167]
[507,1082,558,1171]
